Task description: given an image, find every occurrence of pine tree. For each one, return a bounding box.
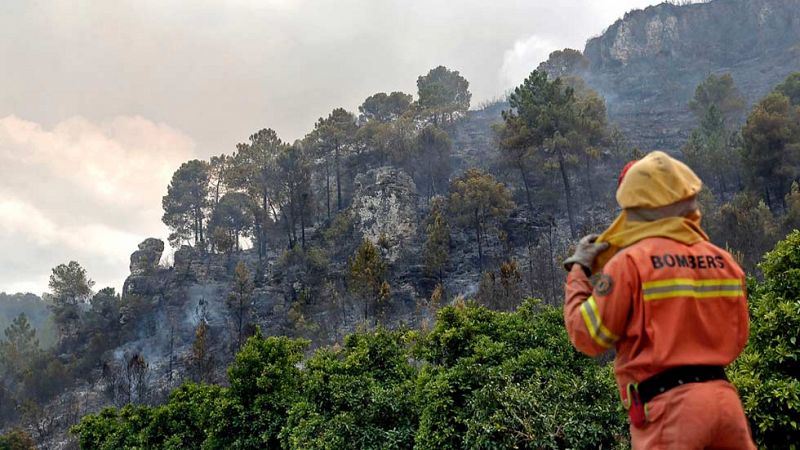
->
[447,169,514,270]
[349,240,390,326]
[227,261,254,353]
[423,198,450,281]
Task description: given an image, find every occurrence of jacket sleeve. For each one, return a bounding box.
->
[564,255,636,356]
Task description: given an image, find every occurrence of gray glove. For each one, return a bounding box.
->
[563,234,609,272]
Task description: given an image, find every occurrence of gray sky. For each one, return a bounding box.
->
[0,0,658,296]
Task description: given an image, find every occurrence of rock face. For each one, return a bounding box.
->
[129,238,164,276]
[351,167,419,262]
[580,0,800,150]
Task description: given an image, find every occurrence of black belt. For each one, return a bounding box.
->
[638,365,728,403]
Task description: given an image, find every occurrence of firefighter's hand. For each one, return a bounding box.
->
[563,234,609,272]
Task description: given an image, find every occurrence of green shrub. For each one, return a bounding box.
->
[0,428,36,450]
[71,404,152,450]
[72,301,628,449]
[413,300,627,449]
[204,333,308,450]
[281,330,418,449]
[730,231,800,448]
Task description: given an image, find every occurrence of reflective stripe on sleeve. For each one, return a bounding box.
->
[642,278,744,302]
[579,296,619,349]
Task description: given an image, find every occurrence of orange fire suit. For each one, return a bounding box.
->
[565,236,756,449]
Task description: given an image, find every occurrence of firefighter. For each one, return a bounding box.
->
[563,151,756,449]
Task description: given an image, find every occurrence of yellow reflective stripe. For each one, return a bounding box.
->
[642,278,742,289]
[587,297,620,342]
[579,296,618,349]
[644,290,744,301]
[642,278,744,302]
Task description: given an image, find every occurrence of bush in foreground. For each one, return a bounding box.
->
[72,300,626,449]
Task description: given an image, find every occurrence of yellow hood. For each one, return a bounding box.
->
[593,151,708,272]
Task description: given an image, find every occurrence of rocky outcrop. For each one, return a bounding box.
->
[129,238,164,276]
[579,0,800,150]
[351,167,419,262]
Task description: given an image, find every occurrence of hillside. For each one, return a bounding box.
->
[3,0,800,448]
[581,0,800,150]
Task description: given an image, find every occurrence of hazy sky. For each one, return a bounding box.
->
[0,0,659,296]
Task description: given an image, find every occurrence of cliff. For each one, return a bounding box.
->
[581,0,800,150]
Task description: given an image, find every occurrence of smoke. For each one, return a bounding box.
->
[498,35,559,92]
[0,115,195,294]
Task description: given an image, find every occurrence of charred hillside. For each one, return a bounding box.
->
[5,1,800,448]
[581,0,800,150]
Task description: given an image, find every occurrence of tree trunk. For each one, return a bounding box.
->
[364,295,369,326]
[325,164,331,220]
[584,156,596,204]
[237,297,244,352]
[519,162,534,214]
[547,222,556,304]
[281,209,294,247]
[266,189,272,256]
[765,185,774,211]
[335,144,343,211]
[254,215,263,261]
[474,208,483,270]
[300,195,307,249]
[558,152,577,239]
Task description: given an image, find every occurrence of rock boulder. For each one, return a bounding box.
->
[129,238,164,276]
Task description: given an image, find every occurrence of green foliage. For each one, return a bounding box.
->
[416,66,471,125]
[308,108,358,216]
[0,314,43,413]
[276,143,314,249]
[448,169,515,269]
[423,197,450,281]
[189,321,215,383]
[475,260,524,311]
[536,48,589,79]
[741,91,800,210]
[682,104,740,194]
[48,260,94,345]
[349,239,391,325]
[227,128,287,257]
[784,182,800,233]
[208,153,232,207]
[357,117,416,166]
[0,293,54,349]
[729,231,800,448]
[703,191,779,271]
[688,73,746,127]
[0,428,36,450]
[140,384,223,450]
[74,301,627,450]
[227,261,255,353]
[775,72,800,106]
[282,330,418,449]
[48,261,94,305]
[72,404,154,450]
[414,125,452,198]
[499,70,607,236]
[413,300,626,449]
[359,92,413,123]
[205,333,308,450]
[208,192,255,252]
[0,314,39,371]
[162,159,211,246]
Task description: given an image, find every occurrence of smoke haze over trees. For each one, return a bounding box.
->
[2,0,800,448]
